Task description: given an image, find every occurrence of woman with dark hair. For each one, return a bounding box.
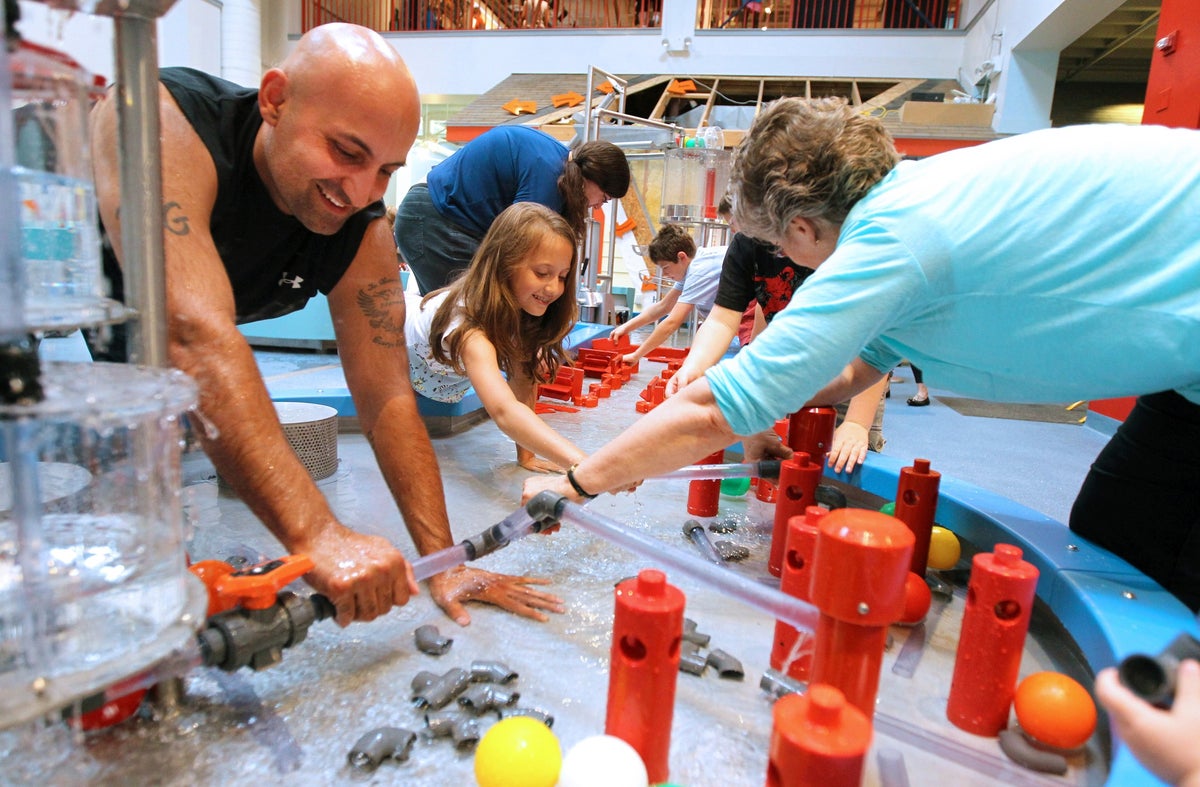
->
[394,126,631,294]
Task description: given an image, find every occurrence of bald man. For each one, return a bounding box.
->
[91,24,563,628]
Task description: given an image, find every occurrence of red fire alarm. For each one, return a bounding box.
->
[1156,30,1178,56]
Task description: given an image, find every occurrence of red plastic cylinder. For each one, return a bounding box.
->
[771,506,827,680]
[808,509,915,716]
[893,458,942,574]
[606,569,685,784]
[687,449,725,517]
[787,407,836,470]
[768,453,822,577]
[756,419,790,502]
[946,544,1039,736]
[766,684,872,787]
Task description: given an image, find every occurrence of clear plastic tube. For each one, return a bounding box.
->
[553,500,817,634]
[655,460,781,481]
[410,510,539,582]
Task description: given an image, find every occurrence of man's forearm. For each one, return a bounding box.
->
[365,393,454,556]
[177,326,342,551]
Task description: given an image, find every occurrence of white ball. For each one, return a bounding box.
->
[557,735,649,787]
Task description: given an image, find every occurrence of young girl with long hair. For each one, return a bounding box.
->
[405,202,588,473]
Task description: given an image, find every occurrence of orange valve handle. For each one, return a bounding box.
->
[194,555,315,613]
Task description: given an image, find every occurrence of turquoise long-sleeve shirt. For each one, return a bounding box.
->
[707,123,1200,437]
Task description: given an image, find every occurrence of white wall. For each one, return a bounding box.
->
[13,0,1104,135]
[15,0,222,83]
[969,0,1125,131]
[378,28,968,97]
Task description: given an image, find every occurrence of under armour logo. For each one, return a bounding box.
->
[278,273,304,289]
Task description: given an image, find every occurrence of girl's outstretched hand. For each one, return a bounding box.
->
[427,567,565,625]
[519,455,564,474]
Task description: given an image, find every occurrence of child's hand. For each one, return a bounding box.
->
[520,455,563,474]
[828,421,869,474]
[621,352,640,366]
[1096,660,1200,787]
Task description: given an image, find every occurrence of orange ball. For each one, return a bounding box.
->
[1014,672,1097,750]
[898,571,932,625]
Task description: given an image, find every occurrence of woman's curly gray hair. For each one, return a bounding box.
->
[730,97,899,244]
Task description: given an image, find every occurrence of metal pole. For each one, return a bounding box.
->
[114,13,170,368]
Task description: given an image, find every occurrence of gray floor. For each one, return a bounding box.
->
[1,337,1127,786]
[873,366,1113,528]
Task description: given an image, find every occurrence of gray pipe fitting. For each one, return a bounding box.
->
[679,650,708,676]
[347,726,417,772]
[470,660,518,684]
[411,670,438,694]
[706,648,745,679]
[458,683,520,714]
[760,668,806,700]
[412,667,470,709]
[683,618,711,647]
[425,709,481,748]
[414,624,453,655]
[502,707,555,728]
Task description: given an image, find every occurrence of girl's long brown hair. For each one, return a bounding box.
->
[427,202,579,383]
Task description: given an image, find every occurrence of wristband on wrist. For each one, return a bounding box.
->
[566,463,598,500]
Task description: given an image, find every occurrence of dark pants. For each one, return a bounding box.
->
[1070,391,1200,612]
[393,184,484,295]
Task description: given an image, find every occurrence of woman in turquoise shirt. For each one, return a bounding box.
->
[525,97,1200,614]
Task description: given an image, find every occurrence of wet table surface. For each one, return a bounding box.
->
[0,357,1108,787]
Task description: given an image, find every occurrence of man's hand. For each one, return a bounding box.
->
[427,567,565,625]
[301,525,418,627]
[827,421,869,474]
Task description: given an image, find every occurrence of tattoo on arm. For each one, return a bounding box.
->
[163,202,190,236]
[357,278,406,348]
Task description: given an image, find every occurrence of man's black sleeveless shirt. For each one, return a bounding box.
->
[101,67,385,325]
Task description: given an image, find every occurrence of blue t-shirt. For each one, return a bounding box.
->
[707,123,1200,436]
[426,126,568,236]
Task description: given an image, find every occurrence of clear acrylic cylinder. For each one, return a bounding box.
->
[0,362,204,728]
[10,42,124,331]
[660,147,732,224]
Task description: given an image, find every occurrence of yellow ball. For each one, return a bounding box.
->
[927,525,961,570]
[474,716,562,787]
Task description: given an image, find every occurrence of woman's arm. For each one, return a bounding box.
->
[460,331,587,471]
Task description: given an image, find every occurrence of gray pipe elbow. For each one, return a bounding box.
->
[411,670,438,694]
[459,683,520,714]
[502,707,555,727]
[707,648,745,679]
[412,668,470,709]
[426,709,481,748]
[760,667,806,700]
[347,726,417,771]
[414,624,453,655]
[471,660,519,684]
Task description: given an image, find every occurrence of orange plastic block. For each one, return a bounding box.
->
[644,346,689,364]
[537,365,584,402]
